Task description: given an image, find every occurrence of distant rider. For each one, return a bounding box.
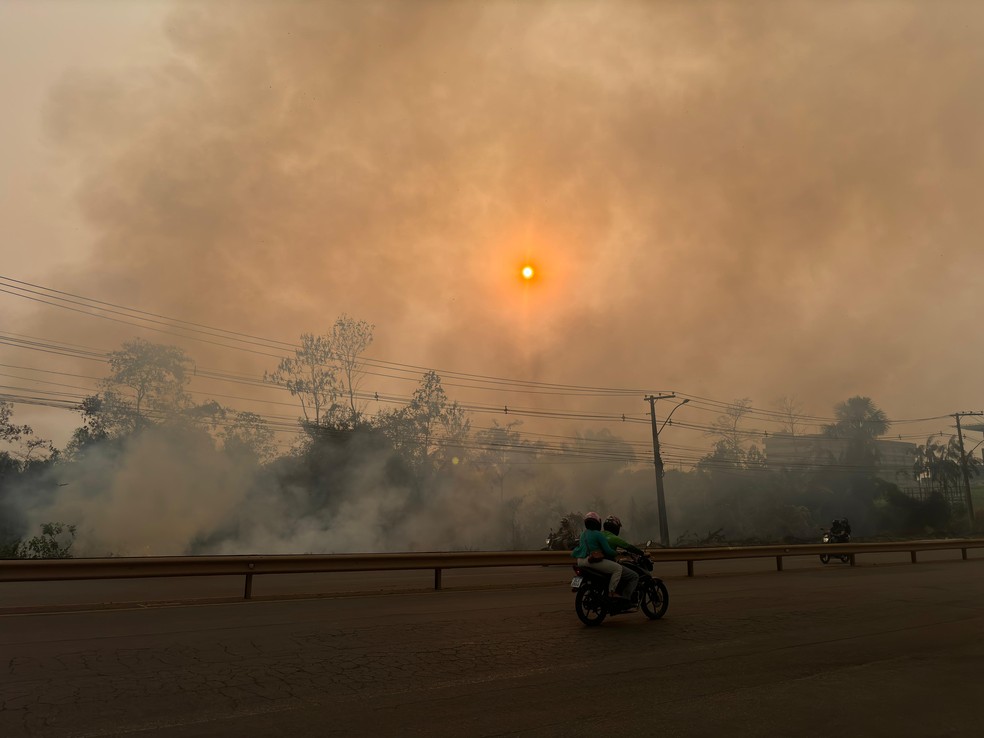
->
[571,512,625,599]
[557,516,578,549]
[601,515,645,602]
[830,518,851,542]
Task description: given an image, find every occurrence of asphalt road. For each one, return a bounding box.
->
[2,556,983,737]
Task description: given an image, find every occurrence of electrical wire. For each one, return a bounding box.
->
[1,276,969,469]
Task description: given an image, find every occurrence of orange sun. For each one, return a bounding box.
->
[521,264,535,281]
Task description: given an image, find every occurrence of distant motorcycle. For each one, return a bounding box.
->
[542,529,577,551]
[819,519,852,565]
[569,551,668,626]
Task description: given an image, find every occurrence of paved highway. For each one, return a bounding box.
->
[2,556,983,737]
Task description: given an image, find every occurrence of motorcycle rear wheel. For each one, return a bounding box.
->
[574,586,607,626]
[640,580,669,620]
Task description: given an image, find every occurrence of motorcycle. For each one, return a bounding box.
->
[542,529,578,551]
[570,551,669,626]
[819,528,851,565]
[542,515,581,551]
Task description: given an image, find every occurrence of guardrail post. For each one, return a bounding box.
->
[434,568,442,590]
[244,573,253,600]
[687,560,694,577]
[910,551,917,564]
[849,554,856,567]
[962,548,968,560]
[776,556,783,572]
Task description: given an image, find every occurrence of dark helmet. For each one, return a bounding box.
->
[603,515,622,535]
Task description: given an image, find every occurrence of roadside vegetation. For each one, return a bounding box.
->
[1,317,980,557]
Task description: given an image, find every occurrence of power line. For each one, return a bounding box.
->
[0,330,655,424]
[0,384,949,474]
[0,276,966,465]
[0,275,650,397]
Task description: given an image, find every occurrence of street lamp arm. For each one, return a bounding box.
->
[658,398,691,434]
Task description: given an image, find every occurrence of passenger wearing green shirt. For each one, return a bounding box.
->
[602,515,643,601]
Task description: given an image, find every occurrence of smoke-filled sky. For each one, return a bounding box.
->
[3,0,984,449]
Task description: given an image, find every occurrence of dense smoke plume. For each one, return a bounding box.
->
[5,1,984,555]
[11,420,649,556]
[37,0,984,412]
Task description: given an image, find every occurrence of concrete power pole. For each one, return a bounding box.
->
[954,411,984,528]
[646,394,686,547]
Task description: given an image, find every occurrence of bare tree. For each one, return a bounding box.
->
[707,398,754,464]
[268,318,374,428]
[266,333,340,426]
[775,395,804,436]
[327,314,374,424]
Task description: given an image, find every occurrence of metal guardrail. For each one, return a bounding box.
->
[653,538,984,577]
[1,539,982,600]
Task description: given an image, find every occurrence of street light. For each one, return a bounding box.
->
[660,398,690,435]
[646,395,690,548]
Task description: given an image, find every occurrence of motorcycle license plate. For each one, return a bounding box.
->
[570,576,583,588]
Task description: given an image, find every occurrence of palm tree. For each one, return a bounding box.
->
[823,396,890,471]
[914,434,980,500]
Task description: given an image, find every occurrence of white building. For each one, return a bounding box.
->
[764,433,916,481]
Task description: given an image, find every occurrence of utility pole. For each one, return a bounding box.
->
[646,393,685,548]
[954,411,984,528]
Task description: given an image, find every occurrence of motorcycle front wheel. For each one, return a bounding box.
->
[640,580,669,620]
[575,587,607,626]
[819,554,830,564]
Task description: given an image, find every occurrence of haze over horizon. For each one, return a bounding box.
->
[3,0,984,451]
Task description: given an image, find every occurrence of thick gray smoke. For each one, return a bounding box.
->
[38,0,984,412]
[26,430,253,556]
[8,1,984,554]
[15,423,630,556]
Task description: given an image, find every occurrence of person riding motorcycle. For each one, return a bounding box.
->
[544,515,579,550]
[571,512,625,599]
[830,517,851,542]
[602,515,645,602]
